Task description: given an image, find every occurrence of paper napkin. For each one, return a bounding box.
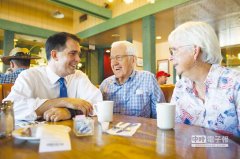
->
[38,125,71,153]
[106,122,141,136]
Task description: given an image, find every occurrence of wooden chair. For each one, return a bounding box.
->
[0,83,14,101]
[160,84,175,103]
[0,84,3,102]
[2,83,14,99]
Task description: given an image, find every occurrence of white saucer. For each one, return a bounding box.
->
[12,125,71,141]
[12,127,40,141]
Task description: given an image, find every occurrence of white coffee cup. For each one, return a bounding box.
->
[94,101,114,122]
[156,103,176,129]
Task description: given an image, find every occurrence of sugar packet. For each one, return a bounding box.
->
[73,115,94,136]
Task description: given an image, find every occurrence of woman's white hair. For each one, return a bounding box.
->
[168,21,222,64]
[111,41,136,56]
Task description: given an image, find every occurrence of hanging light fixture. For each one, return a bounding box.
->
[52,10,64,19]
[107,0,154,4]
[123,0,134,4]
[147,0,155,3]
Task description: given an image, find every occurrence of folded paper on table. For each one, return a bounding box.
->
[38,125,71,153]
[106,122,141,136]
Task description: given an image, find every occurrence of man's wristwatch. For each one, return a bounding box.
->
[67,109,83,118]
[67,108,76,118]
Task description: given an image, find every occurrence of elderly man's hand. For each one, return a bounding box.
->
[43,107,71,122]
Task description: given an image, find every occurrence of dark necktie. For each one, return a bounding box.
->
[58,78,75,117]
[58,77,68,97]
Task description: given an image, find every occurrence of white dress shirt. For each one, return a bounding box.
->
[5,66,103,120]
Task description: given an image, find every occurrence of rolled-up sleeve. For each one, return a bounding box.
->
[4,72,47,121]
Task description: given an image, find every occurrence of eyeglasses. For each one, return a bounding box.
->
[110,55,133,61]
[169,45,193,56]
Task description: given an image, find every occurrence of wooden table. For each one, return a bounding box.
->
[0,115,239,159]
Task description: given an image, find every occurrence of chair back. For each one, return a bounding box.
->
[0,84,3,102]
[0,83,14,101]
[160,84,175,103]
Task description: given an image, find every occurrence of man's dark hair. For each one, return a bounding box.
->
[45,32,80,60]
[11,59,30,67]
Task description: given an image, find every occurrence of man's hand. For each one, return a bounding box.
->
[43,107,71,122]
[56,98,93,116]
[36,98,94,121]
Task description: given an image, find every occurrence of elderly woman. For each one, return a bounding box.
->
[168,21,240,137]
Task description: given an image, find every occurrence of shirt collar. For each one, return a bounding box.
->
[182,64,220,89]
[14,68,26,73]
[46,66,63,84]
[204,64,223,88]
[114,70,136,85]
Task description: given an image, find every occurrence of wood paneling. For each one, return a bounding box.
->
[0,0,73,33]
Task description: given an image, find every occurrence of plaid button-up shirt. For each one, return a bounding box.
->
[100,70,165,118]
[0,68,26,84]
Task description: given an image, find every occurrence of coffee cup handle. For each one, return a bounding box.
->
[89,104,98,116]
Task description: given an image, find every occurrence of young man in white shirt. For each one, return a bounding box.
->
[5,32,102,122]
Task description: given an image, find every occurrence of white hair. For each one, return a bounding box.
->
[168,21,222,64]
[111,41,136,56]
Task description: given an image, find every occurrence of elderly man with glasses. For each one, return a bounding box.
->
[100,41,165,118]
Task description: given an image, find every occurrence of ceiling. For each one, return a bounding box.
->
[2,0,240,50]
[83,8,174,47]
[0,0,174,49]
